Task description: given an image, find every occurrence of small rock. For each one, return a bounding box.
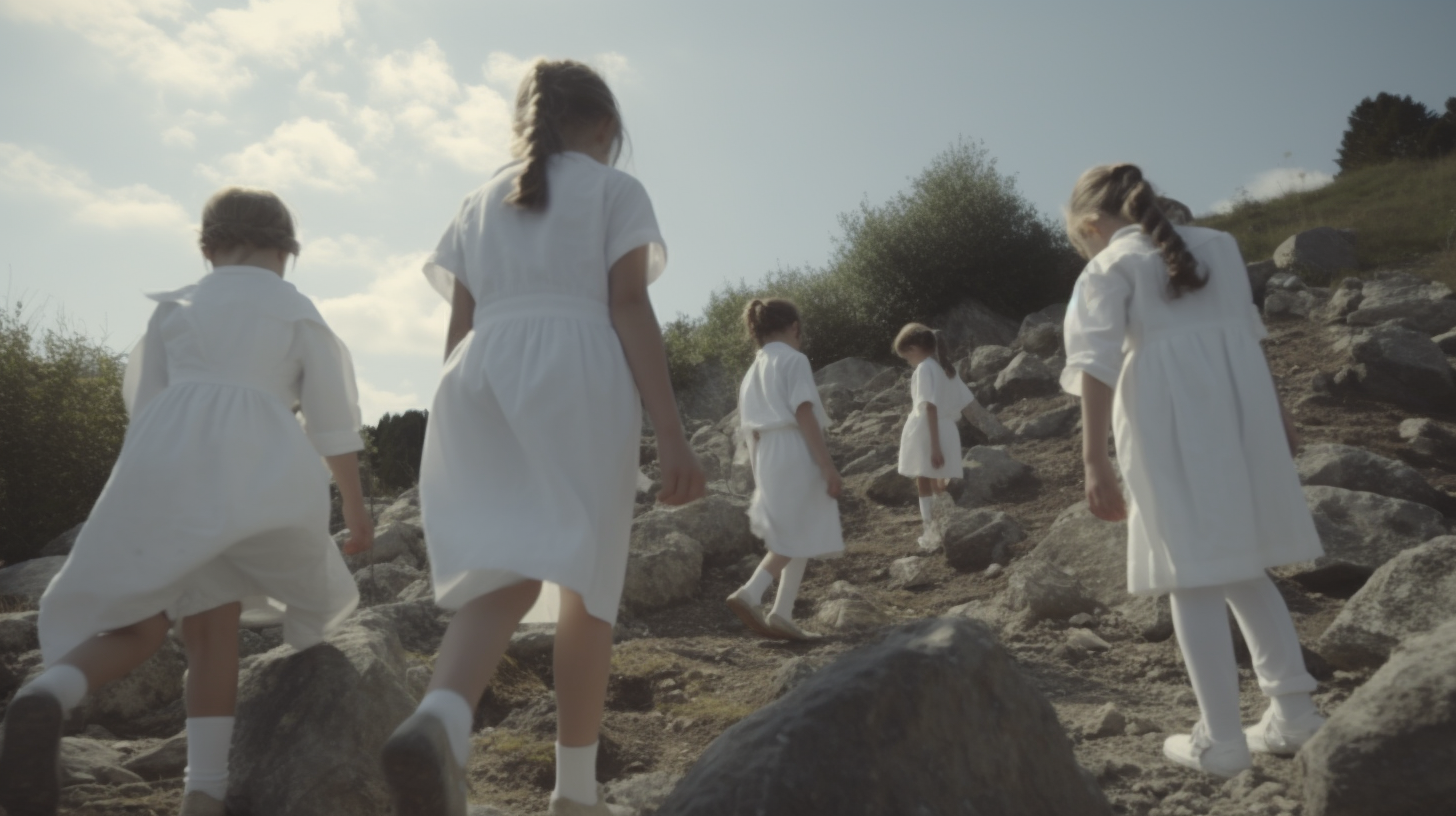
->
[941,507,1025,572]
[984,563,1004,578]
[1004,559,1098,623]
[1080,703,1127,740]
[825,581,867,601]
[1068,628,1111,653]
[957,446,1036,507]
[864,465,919,506]
[813,598,890,633]
[962,345,1017,381]
[888,556,932,590]
[1069,613,1097,628]
[994,352,1060,404]
[1124,717,1162,737]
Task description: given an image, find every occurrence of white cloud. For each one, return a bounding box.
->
[371,40,459,108]
[298,71,352,116]
[161,125,196,149]
[201,117,375,191]
[482,52,540,91]
[590,52,632,86]
[0,142,192,232]
[202,0,356,67]
[308,235,448,358]
[1211,167,1335,214]
[356,377,423,422]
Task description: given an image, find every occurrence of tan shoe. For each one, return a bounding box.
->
[178,790,227,816]
[766,613,820,642]
[725,589,781,639]
[0,692,63,816]
[381,710,468,816]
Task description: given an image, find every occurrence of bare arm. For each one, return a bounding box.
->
[609,246,705,505]
[326,452,374,555]
[795,402,842,498]
[926,403,944,469]
[444,278,476,361]
[1079,373,1127,522]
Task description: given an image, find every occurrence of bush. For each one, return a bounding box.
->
[0,303,127,565]
[363,410,428,494]
[1337,93,1456,174]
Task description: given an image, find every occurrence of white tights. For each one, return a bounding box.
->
[1168,574,1316,744]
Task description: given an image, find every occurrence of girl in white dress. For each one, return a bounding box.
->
[382,60,706,816]
[894,323,974,549]
[725,299,844,642]
[1062,164,1325,778]
[0,188,372,816]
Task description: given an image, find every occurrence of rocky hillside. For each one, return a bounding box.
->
[2,229,1456,816]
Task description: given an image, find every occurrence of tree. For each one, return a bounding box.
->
[1337,92,1456,173]
[363,410,428,494]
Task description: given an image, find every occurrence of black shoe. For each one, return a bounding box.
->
[381,711,467,816]
[0,692,64,816]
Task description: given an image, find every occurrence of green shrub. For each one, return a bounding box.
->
[363,410,428,494]
[0,303,127,565]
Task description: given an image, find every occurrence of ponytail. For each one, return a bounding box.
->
[1066,163,1207,298]
[932,329,955,378]
[743,298,801,345]
[505,59,623,212]
[893,322,953,376]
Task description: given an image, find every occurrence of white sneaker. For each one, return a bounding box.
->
[916,533,941,552]
[1245,705,1326,756]
[1162,721,1252,778]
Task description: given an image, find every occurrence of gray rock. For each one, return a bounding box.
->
[343,519,425,572]
[0,610,39,654]
[963,345,1017,382]
[632,493,760,566]
[1320,286,1364,324]
[1344,322,1456,411]
[958,446,1036,507]
[1400,418,1456,467]
[1269,272,1307,291]
[864,465,918,506]
[226,619,416,816]
[39,524,84,558]
[1318,536,1456,669]
[1032,503,1127,609]
[767,656,825,700]
[1005,558,1098,623]
[1068,628,1111,653]
[840,445,896,477]
[994,352,1060,404]
[860,367,905,396]
[813,357,889,392]
[931,299,1021,357]
[888,556,932,590]
[1080,703,1126,739]
[1018,310,1064,357]
[1346,272,1456,335]
[1264,287,1331,319]
[354,561,425,607]
[1300,618,1456,816]
[1005,398,1080,440]
[60,736,143,786]
[1118,595,1174,643]
[355,600,450,656]
[395,578,432,603]
[605,770,684,816]
[73,638,187,738]
[1247,260,1280,306]
[813,598,890,633]
[825,580,867,601]
[862,384,912,414]
[122,731,188,781]
[0,557,67,600]
[1274,486,1450,590]
[941,508,1025,572]
[961,402,1015,445]
[506,623,556,669]
[655,618,1111,816]
[1296,443,1455,514]
[1273,227,1357,281]
[1435,329,1456,354]
[623,531,703,612]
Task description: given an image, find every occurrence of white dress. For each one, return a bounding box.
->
[738,342,844,559]
[1061,225,1323,596]
[38,266,363,663]
[419,152,665,626]
[897,359,974,479]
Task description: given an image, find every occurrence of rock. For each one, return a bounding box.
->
[1300,618,1456,816]
[353,561,426,607]
[931,299,1021,357]
[60,737,143,786]
[1005,398,1080,440]
[862,384,912,414]
[983,563,1003,578]
[506,623,556,669]
[605,770,684,816]
[0,556,67,600]
[355,600,450,656]
[864,465,918,506]
[74,638,187,738]
[1269,272,1307,291]
[623,531,703,612]
[813,598,890,633]
[1018,310,1064,357]
[655,618,1111,816]
[961,402,1015,445]
[1080,703,1126,739]
[395,578,432,603]
[994,352,1060,404]
[1118,596,1174,643]
[122,731,189,781]
[940,508,1025,572]
[887,556,932,590]
[1068,628,1111,653]
[957,446,1036,507]
[226,619,416,816]
[1296,443,1455,514]
[1400,418,1456,467]
[0,610,39,653]
[962,345,1017,381]
[859,367,904,396]
[1273,227,1357,281]
[632,493,760,566]
[813,357,888,391]
[1345,271,1456,335]
[1436,329,1456,354]
[1032,503,1127,608]
[840,445,896,477]
[767,657,824,700]
[1275,486,1450,590]
[826,580,866,601]
[1344,322,1456,412]
[1069,613,1097,628]
[1318,536,1456,669]
[1320,285,1364,324]
[343,519,425,572]
[39,523,84,557]
[1247,259,1280,306]
[1264,287,1331,319]
[1005,559,1098,623]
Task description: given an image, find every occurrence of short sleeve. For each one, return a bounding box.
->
[121,305,172,418]
[605,174,667,283]
[911,363,939,407]
[785,353,819,413]
[423,196,471,303]
[1060,261,1132,396]
[295,321,364,456]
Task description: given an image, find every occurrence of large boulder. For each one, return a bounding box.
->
[39,523,85,557]
[1246,259,1280,306]
[1400,418,1456,468]
[0,556,66,600]
[355,600,450,656]
[59,736,142,786]
[1274,486,1450,590]
[1004,398,1080,440]
[1345,271,1456,335]
[354,561,426,607]
[1342,322,1456,412]
[961,402,1015,445]
[0,611,38,653]
[65,638,187,738]
[631,493,760,566]
[226,619,416,816]
[655,618,1111,816]
[813,357,889,392]
[930,299,1020,357]
[1318,536,1456,670]
[1300,618,1456,816]
[961,345,1017,382]
[957,446,1036,507]
[1296,443,1455,514]
[1264,287,1332,320]
[1273,227,1357,281]
[994,352,1060,404]
[864,465,919,506]
[342,519,426,572]
[1004,559,1099,623]
[1017,305,1066,357]
[623,531,703,613]
[940,508,1024,572]
[1032,502,1171,640]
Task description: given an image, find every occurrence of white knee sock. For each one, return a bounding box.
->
[1223,575,1318,700]
[770,558,807,620]
[919,497,934,532]
[1169,585,1243,744]
[18,664,88,714]
[553,741,598,805]
[738,565,774,605]
[417,689,473,767]
[183,716,234,799]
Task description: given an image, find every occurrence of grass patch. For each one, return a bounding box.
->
[661,694,757,730]
[610,642,679,679]
[480,731,556,790]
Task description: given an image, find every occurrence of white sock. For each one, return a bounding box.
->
[738,566,773,605]
[1270,692,1317,722]
[553,741,599,806]
[919,497,934,532]
[183,716,234,799]
[18,664,88,714]
[770,558,807,620]
[417,689,474,767]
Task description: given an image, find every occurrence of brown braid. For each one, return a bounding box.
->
[1066,163,1207,297]
[505,60,623,211]
[744,298,801,345]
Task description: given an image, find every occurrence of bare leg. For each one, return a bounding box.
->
[427,580,542,706]
[916,477,935,497]
[180,603,241,717]
[553,589,613,748]
[58,613,172,690]
[756,551,792,581]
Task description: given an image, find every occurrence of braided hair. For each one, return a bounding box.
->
[198,187,300,257]
[506,59,623,211]
[1066,164,1206,297]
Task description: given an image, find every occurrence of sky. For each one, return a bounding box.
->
[2,1,1454,421]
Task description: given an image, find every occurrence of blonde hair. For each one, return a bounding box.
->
[1066,164,1205,297]
[743,298,801,345]
[199,187,299,257]
[893,322,955,378]
[506,59,623,211]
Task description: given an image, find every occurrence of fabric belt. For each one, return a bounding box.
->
[475,294,612,328]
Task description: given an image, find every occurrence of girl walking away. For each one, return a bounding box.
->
[894,324,974,550]
[725,299,844,642]
[1062,163,1325,778]
[0,188,372,816]
[384,59,706,816]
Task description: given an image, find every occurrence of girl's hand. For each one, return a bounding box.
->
[1084,457,1128,522]
[657,436,707,506]
[931,450,945,470]
[340,502,375,555]
[822,464,843,498]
